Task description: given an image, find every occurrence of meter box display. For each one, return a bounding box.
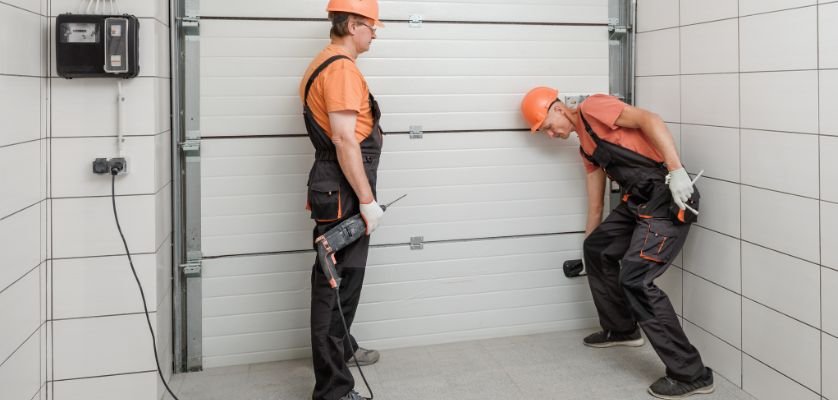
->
[56,14,140,79]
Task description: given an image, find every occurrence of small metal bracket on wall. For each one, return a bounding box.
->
[409,125,423,139]
[409,15,423,28]
[410,236,424,250]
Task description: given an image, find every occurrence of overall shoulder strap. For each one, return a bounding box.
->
[304,55,351,103]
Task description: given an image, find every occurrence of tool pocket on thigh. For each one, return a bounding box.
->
[308,180,342,222]
[639,220,680,264]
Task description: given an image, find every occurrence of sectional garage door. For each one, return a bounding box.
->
[197,0,609,368]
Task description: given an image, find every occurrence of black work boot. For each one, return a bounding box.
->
[338,390,370,400]
[583,328,645,348]
[648,367,715,399]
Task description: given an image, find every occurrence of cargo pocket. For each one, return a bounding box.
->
[308,180,342,222]
[639,220,679,264]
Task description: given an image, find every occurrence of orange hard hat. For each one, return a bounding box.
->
[327,0,384,27]
[521,87,559,132]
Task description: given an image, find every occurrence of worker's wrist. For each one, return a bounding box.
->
[359,195,374,204]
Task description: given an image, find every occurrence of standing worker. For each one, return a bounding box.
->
[299,1,385,399]
[520,87,714,399]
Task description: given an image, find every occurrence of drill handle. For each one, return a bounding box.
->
[315,240,340,289]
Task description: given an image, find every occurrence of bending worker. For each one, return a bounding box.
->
[299,1,384,399]
[520,87,714,399]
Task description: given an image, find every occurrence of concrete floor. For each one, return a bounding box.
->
[163,329,755,400]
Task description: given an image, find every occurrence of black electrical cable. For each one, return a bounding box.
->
[111,171,181,400]
[334,287,374,400]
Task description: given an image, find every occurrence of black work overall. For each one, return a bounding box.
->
[303,55,383,400]
[579,113,706,383]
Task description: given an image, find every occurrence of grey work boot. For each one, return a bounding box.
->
[349,346,380,366]
[648,367,715,399]
[583,328,645,348]
[338,390,370,400]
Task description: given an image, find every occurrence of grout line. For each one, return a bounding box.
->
[0,137,42,150]
[0,322,46,369]
[817,3,823,396]
[0,1,41,16]
[0,261,43,297]
[50,369,157,383]
[0,199,44,223]
[737,1,744,386]
[52,311,158,323]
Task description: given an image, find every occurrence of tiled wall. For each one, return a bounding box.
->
[0,0,173,399]
[636,1,837,399]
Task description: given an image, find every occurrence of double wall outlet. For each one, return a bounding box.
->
[92,157,128,175]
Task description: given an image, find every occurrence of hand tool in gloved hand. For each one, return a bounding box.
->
[315,194,407,289]
[666,169,703,216]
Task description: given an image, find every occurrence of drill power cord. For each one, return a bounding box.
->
[334,286,374,399]
[111,172,181,400]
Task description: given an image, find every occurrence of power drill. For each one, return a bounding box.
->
[314,194,406,288]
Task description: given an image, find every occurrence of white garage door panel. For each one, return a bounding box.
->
[201,132,587,257]
[200,20,608,137]
[199,0,608,24]
[202,234,596,367]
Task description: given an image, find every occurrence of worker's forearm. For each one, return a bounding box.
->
[585,206,603,237]
[644,118,682,171]
[335,141,374,204]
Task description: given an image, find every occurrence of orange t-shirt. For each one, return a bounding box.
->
[574,94,664,174]
[299,44,374,142]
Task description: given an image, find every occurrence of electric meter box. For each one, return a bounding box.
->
[56,14,140,79]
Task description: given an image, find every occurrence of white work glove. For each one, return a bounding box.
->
[360,200,385,235]
[666,168,694,210]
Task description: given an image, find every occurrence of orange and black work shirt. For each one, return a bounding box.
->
[298,44,375,143]
[573,94,665,174]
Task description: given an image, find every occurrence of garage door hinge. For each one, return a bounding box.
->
[409,15,423,28]
[180,139,200,153]
[181,261,202,277]
[410,236,424,250]
[409,125,423,139]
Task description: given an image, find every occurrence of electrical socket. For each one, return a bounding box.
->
[92,158,109,174]
[108,157,128,175]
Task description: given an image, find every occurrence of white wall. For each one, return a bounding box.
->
[0,0,173,399]
[636,1,837,399]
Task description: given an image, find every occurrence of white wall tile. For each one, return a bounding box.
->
[0,141,43,218]
[637,0,680,32]
[740,7,818,72]
[824,202,838,270]
[155,239,172,309]
[742,186,820,263]
[825,333,838,400]
[51,77,170,137]
[3,0,41,14]
[681,125,739,182]
[637,29,679,76]
[155,131,172,195]
[50,135,163,198]
[741,129,819,198]
[823,136,838,202]
[684,321,742,386]
[684,226,741,292]
[0,204,42,292]
[0,4,42,76]
[680,19,738,74]
[52,195,159,258]
[0,76,41,147]
[824,267,838,337]
[694,178,741,237]
[668,123,682,155]
[681,73,739,127]
[742,299,821,391]
[50,0,169,22]
[742,355,821,400]
[0,332,41,400]
[680,0,738,25]
[52,254,157,319]
[54,372,158,400]
[635,76,680,123]
[684,273,741,346]
[0,268,40,362]
[155,184,172,251]
[740,70,819,134]
[822,3,838,68]
[53,314,157,380]
[742,243,820,327]
[740,0,817,16]
[656,266,683,315]
[823,70,838,136]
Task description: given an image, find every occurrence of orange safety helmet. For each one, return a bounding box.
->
[326,0,384,27]
[520,87,559,132]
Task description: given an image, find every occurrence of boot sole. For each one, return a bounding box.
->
[647,383,715,399]
[583,337,645,348]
